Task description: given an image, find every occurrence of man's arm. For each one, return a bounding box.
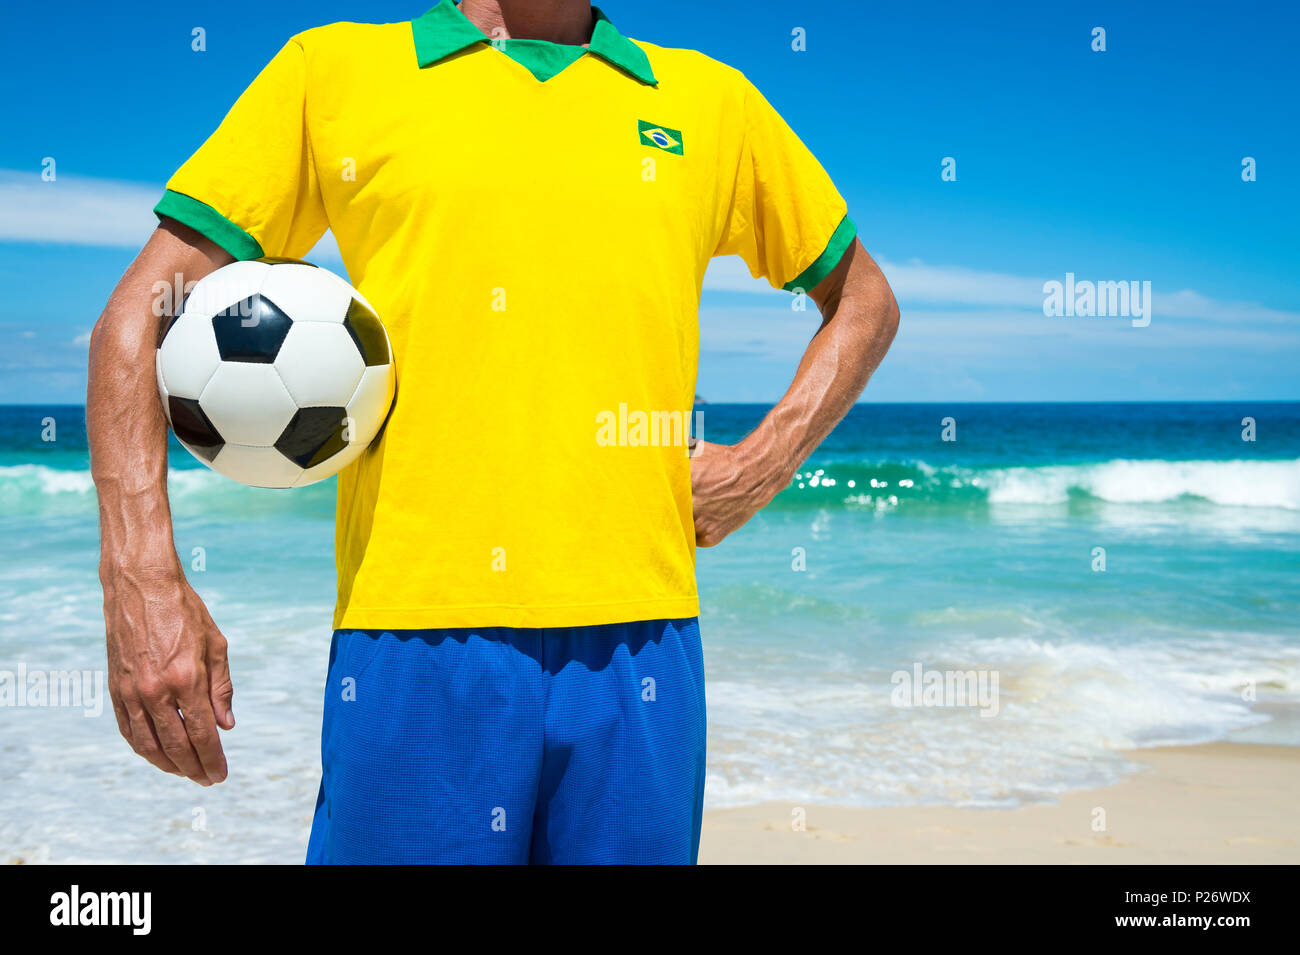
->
[691,239,899,545]
[88,218,235,785]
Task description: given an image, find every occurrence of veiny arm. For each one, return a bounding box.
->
[88,218,235,785]
[691,239,900,545]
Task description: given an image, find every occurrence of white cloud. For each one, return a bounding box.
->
[1153,288,1297,324]
[3,167,1293,329]
[703,252,1300,326]
[0,170,158,248]
[877,259,1044,307]
[702,255,1046,304]
[698,298,1300,366]
[0,168,342,266]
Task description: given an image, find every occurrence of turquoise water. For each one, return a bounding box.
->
[1,402,1298,862]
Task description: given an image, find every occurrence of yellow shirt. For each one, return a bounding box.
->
[156,2,855,630]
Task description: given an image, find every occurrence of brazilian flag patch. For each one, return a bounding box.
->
[638,120,684,156]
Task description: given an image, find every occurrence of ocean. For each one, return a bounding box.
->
[2,401,1297,863]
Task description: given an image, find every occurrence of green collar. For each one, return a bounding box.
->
[411,1,657,86]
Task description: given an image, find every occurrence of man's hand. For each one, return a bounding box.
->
[690,438,786,547]
[89,219,234,783]
[690,239,899,547]
[102,563,234,784]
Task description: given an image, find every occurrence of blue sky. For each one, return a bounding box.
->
[1,0,1297,402]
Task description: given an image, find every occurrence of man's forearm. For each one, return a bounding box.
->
[738,240,900,500]
[91,222,237,785]
[89,247,181,574]
[89,222,230,573]
[89,301,178,575]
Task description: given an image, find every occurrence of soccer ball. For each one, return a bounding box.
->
[156,258,395,488]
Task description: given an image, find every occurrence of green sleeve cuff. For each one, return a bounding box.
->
[153,189,265,261]
[783,214,857,292]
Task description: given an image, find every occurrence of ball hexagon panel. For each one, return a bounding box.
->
[179,260,270,319]
[258,261,353,325]
[350,286,380,319]
[274,406,350,468]
[343,299,392,367]
[167,396,223,462]
[198,362,298,447]
[211,443,303,489]
[295,437,367,487]
[158,313,224,399]
[293,366,396,485]
[273,322,365,407]
[347,364,397,446]
[212,294,294,363]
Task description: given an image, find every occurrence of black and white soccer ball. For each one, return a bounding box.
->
[156,258,395,488]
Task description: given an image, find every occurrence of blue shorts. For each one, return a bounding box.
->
[305,618,706,864]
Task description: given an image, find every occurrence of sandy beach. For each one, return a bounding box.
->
[700,742,1300,864]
